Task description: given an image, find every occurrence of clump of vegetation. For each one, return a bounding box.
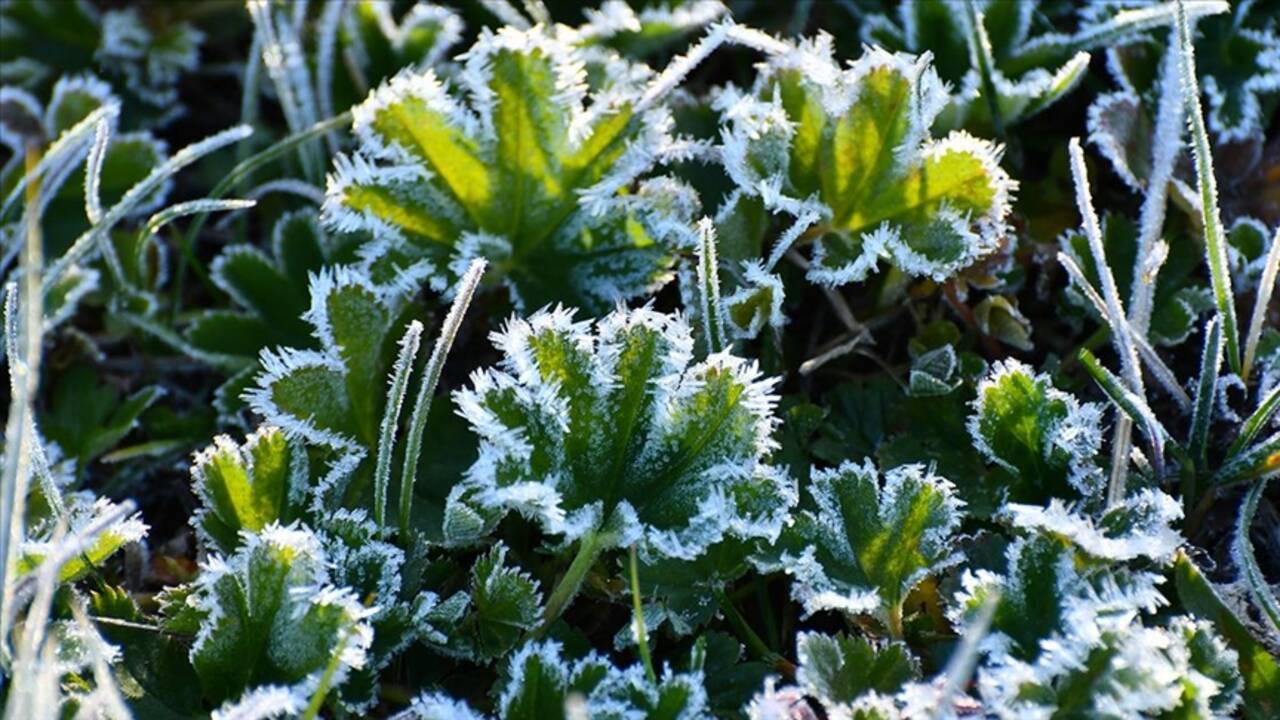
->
[2,1,1278,718]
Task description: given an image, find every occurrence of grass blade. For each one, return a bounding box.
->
[1242,225,1280,383]
[1176,0,1241,373]
[696,217,726,355]
[397,259,486,536]
[1189,316,1224,466]
[374,321,423,529]
[1235,478,1280,638]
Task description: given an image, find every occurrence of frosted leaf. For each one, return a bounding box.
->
[762,460,964,629]
[1001,488,1183,564]
[908,345,961,397]
[187,522,375,707]
[324,25,696,313]
[1101,0,1277,143]
[18,495,148,584]
[496,640,708,720]
[967,359,1106,504]
[455,304,793,561]
[0,0,202,125]
[392,692,487,720]
[860,1,1096,132]
[572,1,728,58]
[437,543,543,663]
[795,631,918,711]
[189,425,307,555]
[718,41,1015,286]
[946,530,1236,719]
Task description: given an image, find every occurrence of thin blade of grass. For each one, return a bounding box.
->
[374,321,423,529]
[1234,478,1280,638]
[1176,0,1241,373]
[397,259,486,536]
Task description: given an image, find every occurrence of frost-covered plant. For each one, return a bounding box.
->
[1094,0,1278,143]
[185,211,352,409]
[713,35,1015,339]
[322,24,702,312]
[455,303,794,622]
[7,2,1280,719]
[952,534,1241,719]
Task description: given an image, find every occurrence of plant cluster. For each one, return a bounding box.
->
[1,1,1278,719]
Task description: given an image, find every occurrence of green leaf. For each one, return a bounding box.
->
[190,426,306,555]
[41,362,165,470]
[327,28,689,312]
[456,305,794,560]
[188,523,373,705]
[967,359,1104,504]
[764,460,963,632]
[246,266,415,507]
[446,544,543,663]
[795,632,918,707]
[17,496,148,583]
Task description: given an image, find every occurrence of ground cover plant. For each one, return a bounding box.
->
[1,0,1278,717]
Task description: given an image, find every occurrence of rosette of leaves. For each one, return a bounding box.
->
[0,0,202,125]
[454,304,794,566]
[185,211,348,409]
[398,639,708,719]
[716,39,1016,297]
[952,535,1242,719]
[322,25,697,313]
[1097,0,1278,143]
[757,459,964,639]
[1059,213,1214,346]
[181,522,375,713]
[966,359,1106,506]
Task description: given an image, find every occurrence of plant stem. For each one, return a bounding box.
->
[301,630,349,720]
[714,588,796,678]
[629,545,657,685]
[887,602,905,641]
[535,530,608,638]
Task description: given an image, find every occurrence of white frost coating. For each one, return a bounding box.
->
[779,460,964,620]
[576,1,726,45]
[211,685,305,720]
[1002,489,1183,563]
[717,35,1014,286]
[1086,89,1144,191]
[0,86,41,150]
[392,692,487,720]
[44,73,117,134]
